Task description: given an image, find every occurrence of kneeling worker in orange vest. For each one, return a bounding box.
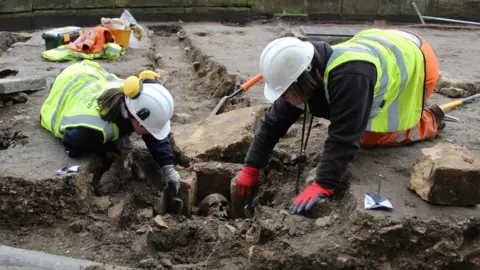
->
[236,29,445,215]
[40,60,181,203]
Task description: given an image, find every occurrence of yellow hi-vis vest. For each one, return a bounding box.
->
[322,28,426,133]
[41,43,125,62]
[40,60,124,142]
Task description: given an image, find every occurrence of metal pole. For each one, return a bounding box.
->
[412,1,480,26]
[421,15,480,26]
[412,2,425,24]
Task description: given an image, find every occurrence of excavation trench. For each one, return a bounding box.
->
[1,24,480,270]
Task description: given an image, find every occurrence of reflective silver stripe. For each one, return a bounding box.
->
[105,74,123,83]
[106,46,121,54]
[50,74,100,132]
[410,124,419,142]
[60,114,115,141]
[324,46,374,103]
[387,30,421,47]
[396,130,406,143]
[351,41,389,131]
[362,35,409,132]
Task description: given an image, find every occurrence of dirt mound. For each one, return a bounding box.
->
[0,128,28,150]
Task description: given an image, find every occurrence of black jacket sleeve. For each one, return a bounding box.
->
[62,127,118,157]
[244,99,303,168]
[142,133,175,167]
[315,63,375,190]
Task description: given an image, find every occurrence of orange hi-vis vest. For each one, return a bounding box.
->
[65,26,115,54]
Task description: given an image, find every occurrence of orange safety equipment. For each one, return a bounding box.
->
[65,26,115,54]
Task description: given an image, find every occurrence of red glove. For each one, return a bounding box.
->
[290,182,334,214]
[237,165,259,197]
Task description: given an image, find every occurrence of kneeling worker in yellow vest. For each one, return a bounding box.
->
[236,29,446,215]
[40,60,181,199]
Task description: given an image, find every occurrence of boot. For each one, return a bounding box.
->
[427,103,445,130]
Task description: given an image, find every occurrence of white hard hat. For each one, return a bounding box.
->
[259,37,315,102]
[124,82,174,140]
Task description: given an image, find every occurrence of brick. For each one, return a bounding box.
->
[409,143,480,206]
[0,0,32,14]
[248,0,307,14]
[342,0,379,14]
[116,0,171,7]
[71,0,115,9]
[170,105,266,166]
[0,13,33,31]
[177,169,197,216]
[32,0,70,10]
[192,162,242,203]
[0,78,47,95]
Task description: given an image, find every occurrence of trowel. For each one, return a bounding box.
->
[209,73,263,116]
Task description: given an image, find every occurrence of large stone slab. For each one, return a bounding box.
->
[170,104,267,166]
[0,0,32,13]
[32,0,70,10]
[342,0,379,14]
[0,78,47,95]
[409,142,480,206]
[425,0,480,20]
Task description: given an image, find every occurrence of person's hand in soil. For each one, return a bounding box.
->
[237,165,259,197]
[289,182,334,214]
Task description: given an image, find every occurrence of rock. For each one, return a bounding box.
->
[409,142,480,206]
[139,257,157,268]
[192,162,242,204]
[160,258,173,267]
[0,78,47,94]
[136,225,152,234]
[108,201,125,219]
[170,105,267,166]
[178,169,197,216]
[192,61,200,70]
[155,68,169,84]
[153,191,167,215]
[153,215,168,229]
[91,196,111,213]
[154,53,163,61]
[230,172,245,218]
[172,112,192,124]
[305,168,316,184]
[315,216,332,227]
[378,224,404,235]
[4,101,12,107]
[137,208,154,220]
[177,30,187,40]
[438,87,471,98]
[4,92,28,104]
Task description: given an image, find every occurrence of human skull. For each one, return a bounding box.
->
[199,193,230,218]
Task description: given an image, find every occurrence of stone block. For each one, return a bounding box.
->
[230,172,244,218]
[425,0,480,19]
[378,0,426,16]
[0,78,47,95]
[342,0,379,14]
[71,0,115,8]
[183,7,251,22]
[170,105,267,166]
[177,169,197,216]
[0,13,33,31]
[126,7,185,21]
[33,0,70,9]
[0,0,32,14]
[182,0,247,7]
[248,0,307,14]
[33,10,78,29]
[192,161,242,202]
[76,8,123,26]
[409,143,480,206]
[307,0,342,15]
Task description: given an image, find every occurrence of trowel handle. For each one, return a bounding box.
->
[241,73,263,92]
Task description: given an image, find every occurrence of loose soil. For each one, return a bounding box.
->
[0,20,480,270]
